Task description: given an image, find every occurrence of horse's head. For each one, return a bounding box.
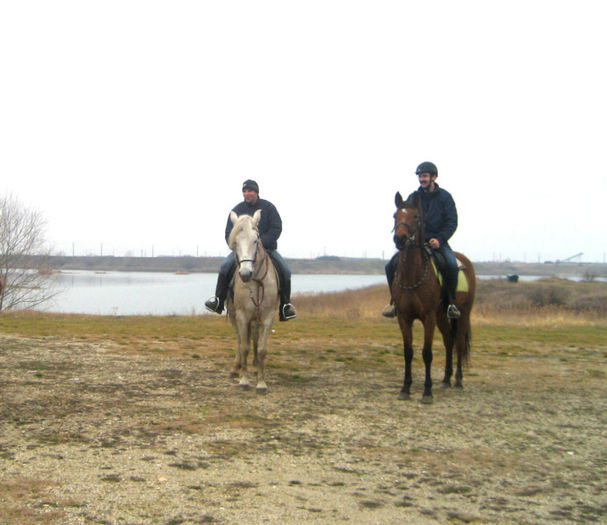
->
[393,191,423,250]
[229,210,262,282]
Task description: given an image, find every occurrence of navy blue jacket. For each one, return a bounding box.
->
[407,183,458,246]
[225,198,282,251]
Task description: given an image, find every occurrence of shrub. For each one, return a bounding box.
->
[568,293,607,312]
[527,283,571,307]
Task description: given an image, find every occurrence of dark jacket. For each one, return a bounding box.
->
[225,198,282,251]
[408,183,457,246]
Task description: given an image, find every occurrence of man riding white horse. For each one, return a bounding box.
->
[205,179,297,321]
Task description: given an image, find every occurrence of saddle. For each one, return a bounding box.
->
[425,245,469,294]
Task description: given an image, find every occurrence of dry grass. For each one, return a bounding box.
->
[0,279,606,524]
[295,278,607,325]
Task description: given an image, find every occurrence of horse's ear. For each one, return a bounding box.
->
[252,209,262,226]
[230,211,238,225]
[395,192,404,208]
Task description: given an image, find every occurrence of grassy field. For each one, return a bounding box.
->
[1,278,606,524]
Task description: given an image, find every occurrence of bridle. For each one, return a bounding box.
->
[234,230,271,321]
[234,235,259,267]
[394,208,429,290]
[393,220,417,242]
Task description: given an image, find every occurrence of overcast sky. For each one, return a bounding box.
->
[1,1,605,263]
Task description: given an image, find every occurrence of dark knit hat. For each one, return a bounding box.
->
[242,179,259,193]
[415,161,438,176]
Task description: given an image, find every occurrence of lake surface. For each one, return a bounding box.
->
[42,271,387,316]
[39,270,600,316]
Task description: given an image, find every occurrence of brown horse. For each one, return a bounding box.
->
[391,191,476,403]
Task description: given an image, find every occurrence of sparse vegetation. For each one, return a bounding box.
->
[296,277,607,322]
[0,280,606,524]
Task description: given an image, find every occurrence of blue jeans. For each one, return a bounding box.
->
[434,243,458,285]
[385,242,458,298]
[216,250,291,302]
[218,250,291,281]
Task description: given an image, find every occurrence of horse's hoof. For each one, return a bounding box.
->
[238,379,251,390]
[440,382,451,389]
[256,386,268,395]
[229,371,239,379]
[398,391,410,401]
[421,395,433,404]
[454,384,463,390]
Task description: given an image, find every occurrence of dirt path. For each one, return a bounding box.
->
[1,332,606,524]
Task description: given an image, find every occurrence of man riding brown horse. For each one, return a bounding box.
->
[383,161,461,319]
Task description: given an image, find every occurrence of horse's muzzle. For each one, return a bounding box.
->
[239,267,254,282]
[394,234,407,251]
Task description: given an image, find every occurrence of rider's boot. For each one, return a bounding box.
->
[205,273,228,314]
[382,301,396,318]
[445,274,461,319]
[279,279,297,321]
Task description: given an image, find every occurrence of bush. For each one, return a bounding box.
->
[527,283,571,307]
[569,293,607,312]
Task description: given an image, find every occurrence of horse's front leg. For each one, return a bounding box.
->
[398,318,413,400]
[253,320,273,394]
[421,317,436,404]
[229,316,242,379]
[235,315,252,389]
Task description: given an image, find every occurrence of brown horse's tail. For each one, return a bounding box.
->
[450,319,471,367]
[463,325,471,366]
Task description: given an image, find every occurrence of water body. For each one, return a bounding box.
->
[42,271,387,316]
[39,270,601,316]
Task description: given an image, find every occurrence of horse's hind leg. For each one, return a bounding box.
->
[438,318,454,387]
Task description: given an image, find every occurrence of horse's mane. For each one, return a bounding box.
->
[228,213,258,247]
[395,190,421,211]
[402,193,420,210]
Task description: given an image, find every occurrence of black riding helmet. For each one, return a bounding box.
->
[415,161,438,176]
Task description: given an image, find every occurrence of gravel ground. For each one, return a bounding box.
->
[1,332,606,524]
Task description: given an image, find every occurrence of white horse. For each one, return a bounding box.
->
[226,210,280,393]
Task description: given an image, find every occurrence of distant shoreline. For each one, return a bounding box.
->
[30,255,607,279]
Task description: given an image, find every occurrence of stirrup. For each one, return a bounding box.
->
[381,303,396,318]
[205,297,224,314]
[280,303,297,321]
[447,304,461,319]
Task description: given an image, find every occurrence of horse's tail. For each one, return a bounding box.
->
[462,325,471,366]
[450,319,471,367]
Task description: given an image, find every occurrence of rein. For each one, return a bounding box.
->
[397,240,430,290]
[250,249,271,322]
[235,233,270,323]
